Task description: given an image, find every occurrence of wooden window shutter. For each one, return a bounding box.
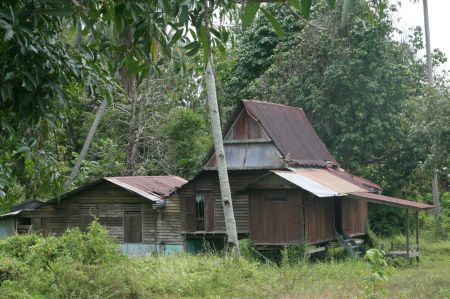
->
[185,196,196,232]
[124,204,142,243]
[204,193,215,232]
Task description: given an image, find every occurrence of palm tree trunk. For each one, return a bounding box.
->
[63,99,108,192]
[203,0,240,257]
[422,0,440,217]
[205,56,240,257]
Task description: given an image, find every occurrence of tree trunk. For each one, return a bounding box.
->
[205,56,240,257]
[63,99,108,192]
[202,1,240,256]
[422,0,440,217]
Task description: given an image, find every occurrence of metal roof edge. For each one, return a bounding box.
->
[104,178,163,202]
[348,192,434,210]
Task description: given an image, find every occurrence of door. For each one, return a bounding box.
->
[124,204,142,243]
[250,190,304,245]
[264,196,288,243]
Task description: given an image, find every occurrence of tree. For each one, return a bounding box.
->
[162,108,211,178]
[0,1,117,197]
[246,1,424,187]
[421,0,441,217]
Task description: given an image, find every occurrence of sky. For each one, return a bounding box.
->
[390,0,450,70]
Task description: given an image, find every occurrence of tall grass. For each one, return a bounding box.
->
[0,222,449,298]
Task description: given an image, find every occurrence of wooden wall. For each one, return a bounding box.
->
[340,197,368,236]
[182,171,337,246]
[224,110,268,140]
[250,189,304,245]
[17,181,183,245]
[304,193,335,244]
[180,170,267,234]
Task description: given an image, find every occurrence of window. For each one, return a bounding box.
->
[186,193,214,232]
[195,195,205,231]
[124,204,142,243]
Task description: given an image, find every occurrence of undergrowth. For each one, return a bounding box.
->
[0,221,449,298]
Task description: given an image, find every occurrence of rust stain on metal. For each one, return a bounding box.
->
[243,100,335,165]
[106,176,187,198]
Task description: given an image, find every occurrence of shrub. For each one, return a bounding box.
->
[361,249,393,299]
[0,257,26,284]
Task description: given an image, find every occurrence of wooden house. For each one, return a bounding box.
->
[0,176,187,255]
[180,100,433,255]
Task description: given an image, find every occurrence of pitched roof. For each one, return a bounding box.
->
[51,176,187,204]
[1,176,187,218]
[209,100,335,168]
[104,176,187,199]
[242,100,334,164]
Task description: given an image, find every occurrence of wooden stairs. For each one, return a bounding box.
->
[334,231,364,257]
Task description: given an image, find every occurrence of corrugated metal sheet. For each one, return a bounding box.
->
[243,100,335,165]
[205,143,285,170]
[202,100,336,169]
[272,168,367,197]
[11,200,46,212]
[348,192,434,210]
[106,176,187,200]
[2,200,47,218]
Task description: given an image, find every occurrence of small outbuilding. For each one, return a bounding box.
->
[0,176,187,255]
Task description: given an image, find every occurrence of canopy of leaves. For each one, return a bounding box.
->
[239,1,425,194]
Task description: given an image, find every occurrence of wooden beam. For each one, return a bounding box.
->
[416,210,420,262]
[223,139,271,144]
[406,209,411,265]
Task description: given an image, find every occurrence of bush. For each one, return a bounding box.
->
[0,257,26,284]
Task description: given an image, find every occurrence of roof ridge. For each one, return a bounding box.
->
[243,99,304,111]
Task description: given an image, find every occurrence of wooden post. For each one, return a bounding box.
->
[406,209,411,265]
[416,210,420,262]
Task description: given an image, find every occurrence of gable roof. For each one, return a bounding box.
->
[51,176,187,204]
[1,176,187,218]
[204,100,335,169]
[243,100,335,164]
[104,176,187,200]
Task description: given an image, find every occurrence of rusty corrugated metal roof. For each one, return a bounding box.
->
[243,100,335,165]
[105,176,187,199]
[272,168,368,197]
[348,192,434,210]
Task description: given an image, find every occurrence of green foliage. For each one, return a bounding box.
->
[219,4,301,108]
[281,244,311,265]
[406,83,450,177]
[162,108,211,178]
[0,229,450,297]
[361,249,393,298]
[0,257,25,285]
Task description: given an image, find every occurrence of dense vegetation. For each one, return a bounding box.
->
[0,1,448,232]
[0,221,449,298]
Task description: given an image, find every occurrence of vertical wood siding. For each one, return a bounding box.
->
[341,197,368,236]
[224,110,268,140]
[180,170,268,233]
[250,189,304,244]
[305,193,335,244]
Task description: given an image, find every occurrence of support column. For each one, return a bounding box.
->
[416,210,420,262]
[406,209,411,265]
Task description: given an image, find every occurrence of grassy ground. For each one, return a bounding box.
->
[1,224,449,298]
